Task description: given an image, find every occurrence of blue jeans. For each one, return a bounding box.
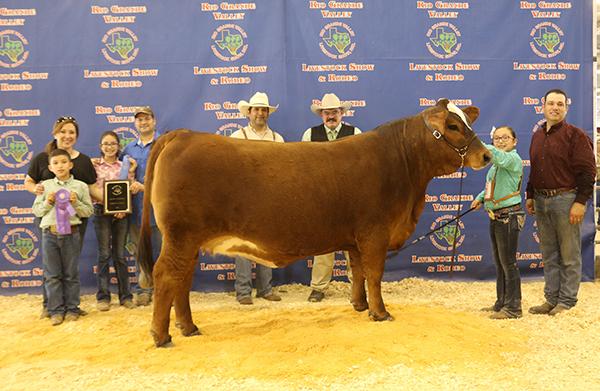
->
[489,213,523,315]
[534,192,582,308]
[42,229,81,316]
[40,217,88,309]
[234,256,273,299]
[93,208,132,303]
[128,221,162,295]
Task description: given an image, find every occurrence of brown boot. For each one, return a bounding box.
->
[528,302,555,315]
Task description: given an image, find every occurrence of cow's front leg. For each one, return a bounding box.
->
[359,239,393,321]
[348,250,368,312]
[174,256,200,337]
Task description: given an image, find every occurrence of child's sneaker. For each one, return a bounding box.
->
[97,301,110,312]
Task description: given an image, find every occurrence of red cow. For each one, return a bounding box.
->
[138,99,491,347]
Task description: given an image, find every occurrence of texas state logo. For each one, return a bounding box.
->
[429,214,465,251]
[319,22,356,60]
[113,127,139,150]
[0,130,33,168]
[101,27,139,65]
[426,22,462,59]
[216,122,242,137]
[0,30,30,68]
[211,24,248,62]
[2,227,39,266]
[530,22,564,58]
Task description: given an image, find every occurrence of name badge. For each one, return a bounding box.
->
[484,181,493,201]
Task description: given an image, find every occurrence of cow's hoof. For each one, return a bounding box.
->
[368,311,394,321]
[351,301,368,312]
[151,330,173,348]
[182,324,201,337]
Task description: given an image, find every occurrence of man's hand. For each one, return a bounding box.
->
[130,181,144,194]
[569,202,586,225]
[525,199,535,215]
[470,199,482,210]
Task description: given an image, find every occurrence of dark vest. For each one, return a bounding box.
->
[310,123,355,142]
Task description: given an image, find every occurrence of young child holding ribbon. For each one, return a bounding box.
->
[92,131,137,311]
[470,126,525,320]
[32,148,94,326]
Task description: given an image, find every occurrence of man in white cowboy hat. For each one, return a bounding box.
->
[301,93,361,302]
[229,91,283,305]
[230,92,285,142]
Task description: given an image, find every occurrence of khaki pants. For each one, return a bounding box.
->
[310,251,353,292]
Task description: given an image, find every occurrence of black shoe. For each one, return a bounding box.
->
[308,290,325,302]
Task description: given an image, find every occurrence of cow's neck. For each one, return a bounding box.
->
[374,115,464,247]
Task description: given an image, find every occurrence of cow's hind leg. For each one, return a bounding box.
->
[348,250,368,312]
[357,237,393,321]
[151,239,197,347]
[174,253,200,337]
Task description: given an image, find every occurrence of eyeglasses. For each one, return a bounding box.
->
[100,142,119,147]
[493,136,514,142]
[56,116,77,124]
[322,109,341,116]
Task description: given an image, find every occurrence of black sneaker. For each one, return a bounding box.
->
[308,290,325,302]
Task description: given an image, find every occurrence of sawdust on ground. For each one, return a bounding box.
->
[0,278,599,390]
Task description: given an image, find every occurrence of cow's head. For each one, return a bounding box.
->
[423,99,491,171]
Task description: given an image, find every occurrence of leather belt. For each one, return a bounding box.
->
[45,224,79,235]
[535,188,576,198]
[489,203,522,220]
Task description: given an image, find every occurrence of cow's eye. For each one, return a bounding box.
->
[447,124,459,131]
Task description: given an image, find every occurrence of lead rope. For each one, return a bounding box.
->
[385,152,474,260]
[448,153,467,278]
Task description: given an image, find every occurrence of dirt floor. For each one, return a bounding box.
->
[1,278,599,390]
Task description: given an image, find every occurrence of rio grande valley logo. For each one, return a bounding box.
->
[211,24,248,62]
[0,30,29,68]
[0,130,33,168]
[216,122,242,137]
[429,214,465,251]
[2,227,39,266]
[102,27,139,65]
[530,22,564,58]
[319,22,356,60]
[113,127,139,150]
[426,22,461,59]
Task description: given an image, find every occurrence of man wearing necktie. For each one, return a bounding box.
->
[301,93,361,302]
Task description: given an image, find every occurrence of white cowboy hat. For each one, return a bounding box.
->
[310,93,352,116]
[238,92,278,116]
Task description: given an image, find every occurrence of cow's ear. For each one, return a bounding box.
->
[423,108,448,135]
[462,106,480,124]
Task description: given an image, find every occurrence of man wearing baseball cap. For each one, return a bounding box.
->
[230,92,283,305]
[123,106,162,306]
[301,93,361,302]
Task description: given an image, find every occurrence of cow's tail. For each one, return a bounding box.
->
[137,130,188,289]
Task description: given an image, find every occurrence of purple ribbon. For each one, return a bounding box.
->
[55,188,76,235]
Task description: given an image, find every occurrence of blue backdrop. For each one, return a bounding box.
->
[0,0,594,294]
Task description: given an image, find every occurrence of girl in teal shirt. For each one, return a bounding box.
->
[471,126,524,319]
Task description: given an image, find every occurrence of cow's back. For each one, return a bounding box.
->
[151,131,396,259]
